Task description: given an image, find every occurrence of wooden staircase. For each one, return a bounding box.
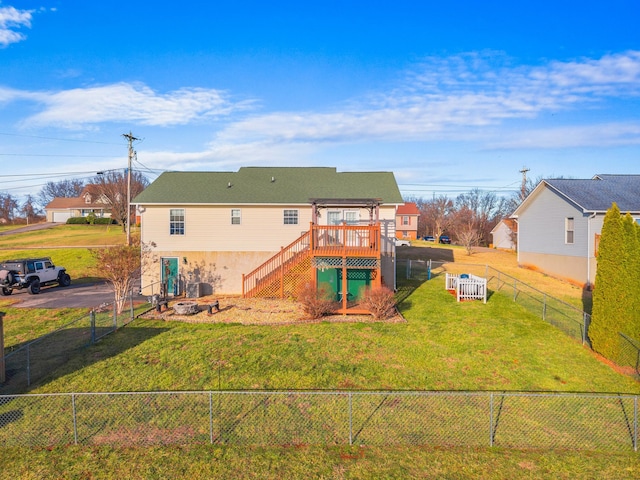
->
[242,231,313,298]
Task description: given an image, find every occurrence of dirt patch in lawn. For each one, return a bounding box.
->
[139,295,405,326]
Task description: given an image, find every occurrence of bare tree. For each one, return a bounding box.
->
[454,189,507,246]
[419,195,455,242]
[457,226,481,255]
[89,171,148,233]
[38,179,85,208]
[0,193,18,223]
[20,195,42,224]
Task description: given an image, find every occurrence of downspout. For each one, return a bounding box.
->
[587,212,596,288]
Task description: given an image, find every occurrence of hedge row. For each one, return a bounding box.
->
[66,217,116,225]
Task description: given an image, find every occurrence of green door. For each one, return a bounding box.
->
[161,257,179,296]
[338,269,371,301]
[317,267,339,300]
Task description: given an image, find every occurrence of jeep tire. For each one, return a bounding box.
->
[28,279,41,295]
[1,287,11,296]
[58,272,71,287]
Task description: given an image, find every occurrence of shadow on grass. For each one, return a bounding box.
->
[1,325,170,395]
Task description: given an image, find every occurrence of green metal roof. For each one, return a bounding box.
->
[133,167,403,205]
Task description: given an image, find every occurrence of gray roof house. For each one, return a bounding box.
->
[133,167,404,314]
[512,174,640,287]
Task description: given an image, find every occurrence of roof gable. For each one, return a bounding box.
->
[397,202,420,215]
[133,167,403,205]
[514,174,640,215]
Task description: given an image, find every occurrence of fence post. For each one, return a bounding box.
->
[26,344,31,387]
[635,396,638,452]
[112,301,117,329]
[543,294,547,321]
[513,280,517,301]
[489,393,494,447]
[348,392,353,446]
[209,391,214,445]
[406,260,411,279]
[129,288,134,323]
[0,313,4,384]
[90,311,96,344]
[72,393,78,445]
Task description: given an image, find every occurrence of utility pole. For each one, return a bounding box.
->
[519,166,530,201]
[122,131,139,246]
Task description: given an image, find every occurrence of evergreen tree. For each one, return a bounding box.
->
[622,213,640,340]
[589,203,626,359]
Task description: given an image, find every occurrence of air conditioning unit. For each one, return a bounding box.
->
[185,282,202,298]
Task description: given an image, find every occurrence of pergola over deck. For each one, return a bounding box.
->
[309,198,383,314]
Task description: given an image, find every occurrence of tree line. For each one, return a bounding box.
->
[406,176,540,249]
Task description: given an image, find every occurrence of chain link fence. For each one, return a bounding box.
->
[1,287,150,394]
[0,390,637,450]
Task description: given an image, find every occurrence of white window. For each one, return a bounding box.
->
[170,209,185,235]
[402,215,410,225]
[328,211,341,225]
[231,209,241,225]
[565,217,574,244]
[345,211,359,225]
[284,209,298,225]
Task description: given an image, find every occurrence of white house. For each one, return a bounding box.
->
[133,167,404,313]
[490,219,517,251]
[512,174,640,287]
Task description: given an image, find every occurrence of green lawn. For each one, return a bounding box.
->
[1,445,639,479]
[2,229,640,477]
[0,224,126,248]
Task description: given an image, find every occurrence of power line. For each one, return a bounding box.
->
[0,131,124,145]
[0,153,117,157]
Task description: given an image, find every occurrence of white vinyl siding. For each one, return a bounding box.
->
[517,186,588,258]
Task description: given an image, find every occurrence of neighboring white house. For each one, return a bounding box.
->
[133,167,404,313]
[45,186,112,223]
[490,219,517,251]
[512,174,640,287]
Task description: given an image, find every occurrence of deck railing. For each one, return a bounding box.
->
[310,223,380,257]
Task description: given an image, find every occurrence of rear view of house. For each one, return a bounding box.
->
[133,167,404,313]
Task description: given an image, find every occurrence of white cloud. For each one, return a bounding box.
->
[0,6,32,47]
[487,122,640,149]
[211,51,640,149]
[18,82,255,128]
[4,50,640,154]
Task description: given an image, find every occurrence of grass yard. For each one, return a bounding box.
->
[2,230,640,478]
[21,273,639,394]
[0,223,126,249]
[1,445,639,479]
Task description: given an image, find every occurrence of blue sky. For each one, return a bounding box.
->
[1,1,639,203]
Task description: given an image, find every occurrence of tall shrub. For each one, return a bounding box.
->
[622,213,640,340]
[589,203,626,359]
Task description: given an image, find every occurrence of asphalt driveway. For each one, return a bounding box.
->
[8,281,119,309]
